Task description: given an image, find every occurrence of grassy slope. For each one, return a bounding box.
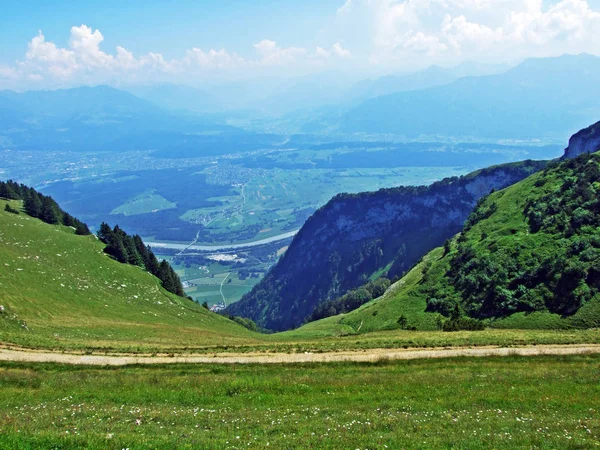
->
[0,200,259,351]
[1,199,599,353]
[0,356,599,448]
[292,248,444,337]
[295,160,600,336]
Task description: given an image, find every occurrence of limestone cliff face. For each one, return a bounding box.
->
[228,160,547,331]
[563,121,600,159]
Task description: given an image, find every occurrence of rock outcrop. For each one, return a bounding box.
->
[563,121,600,159]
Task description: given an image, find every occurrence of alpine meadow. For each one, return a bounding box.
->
[1,1,600,448]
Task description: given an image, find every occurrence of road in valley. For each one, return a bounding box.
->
[145,229,299,252]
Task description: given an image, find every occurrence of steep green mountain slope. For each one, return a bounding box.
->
[0,199,257,351]
[302,153,600,335]
[229,160,547,331]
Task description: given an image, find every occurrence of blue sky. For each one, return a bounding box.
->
[0,1,340,61]
[2,0,600,90]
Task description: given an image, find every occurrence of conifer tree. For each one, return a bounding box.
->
[24,192,42,218]
[75,222,91,235]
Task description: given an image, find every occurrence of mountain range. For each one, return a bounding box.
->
[335,54,600,140]
[0,85,279,154]
[2,54,600,153]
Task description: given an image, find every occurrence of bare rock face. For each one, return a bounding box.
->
[564,121,600,159]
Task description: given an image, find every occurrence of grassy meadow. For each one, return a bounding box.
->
[0,355,598,448]
[0,199,261,352]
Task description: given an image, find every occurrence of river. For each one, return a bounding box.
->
[145,229,299,252]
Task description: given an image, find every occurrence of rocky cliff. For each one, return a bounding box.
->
[563,120,600,159]
[228,160,547,331]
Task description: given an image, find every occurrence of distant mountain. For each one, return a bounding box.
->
[228,159,546,331]
[338,54,600,140]
[125,84,222,113]
[349,62,509,103]
[0,85,280,153]
[350,66,458,102]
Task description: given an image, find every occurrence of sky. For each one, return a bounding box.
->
[1,0,600,90]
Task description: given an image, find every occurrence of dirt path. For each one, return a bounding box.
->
[0,344,599,366]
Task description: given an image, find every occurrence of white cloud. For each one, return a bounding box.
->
[0,66,18,80]
[4,0,600,89]
[403,32,448,54]
[68,25,113,67]
[332,42,352,57]
[315,46,331,58]
[0,27,353,89]
[26,30,78,78]
[334,0,600,67]
[184,48,244,70]
[253,40,308,65]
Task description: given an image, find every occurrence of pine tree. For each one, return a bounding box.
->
[40,196,61,224]
[145,248,160,276]
[170,265,185,296]
[124,236,144,266]
[110,238,129,264]
[75,222,91,235]
[24,192,42,218]
[0,182,18,200]
[97,222,114,243]
[63,213,76,227]
[158,260,175,293]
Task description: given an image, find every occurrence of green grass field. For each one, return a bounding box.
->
[110,189,176,216]
[170,261,264,307]
[0,199,260,352]
[0,355,598,448]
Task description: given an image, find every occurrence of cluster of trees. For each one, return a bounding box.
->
[307,278,391,323]
[525,155,600,235]
[438,306,485,332]
[0,179,90,235]
[97,223,185,298]
[427,153,600,320]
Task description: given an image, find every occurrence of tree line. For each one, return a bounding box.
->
[97,223,186,298]
[0,179,90,235]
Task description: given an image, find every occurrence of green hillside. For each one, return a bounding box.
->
[2,186,599,355]
[0,199,259,351]
[299,152,600,335]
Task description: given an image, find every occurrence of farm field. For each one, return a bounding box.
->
[0,355,598,448]
[165,253,273,307]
